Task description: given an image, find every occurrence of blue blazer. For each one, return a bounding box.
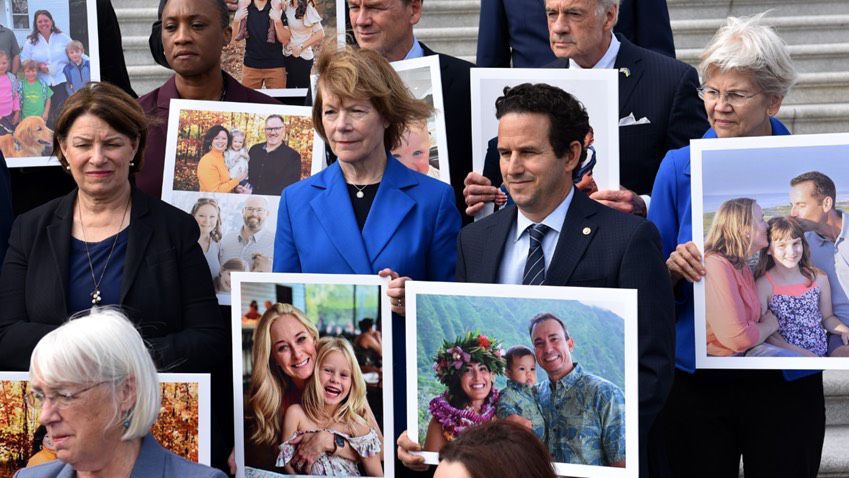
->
[476,0,675,68]
[273,154,460,280]
[14,434,226,478]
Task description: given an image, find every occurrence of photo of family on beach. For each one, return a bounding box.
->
[0,0,98,166]
[692,133,849,369]
[231,273,392,478]
[406,281,638,478]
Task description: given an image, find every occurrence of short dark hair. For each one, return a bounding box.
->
[202,125,231,154]
[358,317,375,332]
[505,345,534,369]
[528,312,569,340]
[439,420,557,478]
[53,82,149,174]
[159,0,229,28]
[791,171,837,203]
[495,83,589,159]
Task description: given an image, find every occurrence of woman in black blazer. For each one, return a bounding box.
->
[0,82,225,372]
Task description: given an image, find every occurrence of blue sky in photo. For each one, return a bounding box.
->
[702,144,849,212]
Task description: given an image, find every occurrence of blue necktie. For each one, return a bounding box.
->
[522,224,549,285]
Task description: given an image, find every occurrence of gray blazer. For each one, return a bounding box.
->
[14,434,226,478]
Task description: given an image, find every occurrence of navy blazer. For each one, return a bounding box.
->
[0,187,226,372]
[456,188,675,477]
[14,434,226,478]
[476,0,675,68]
[545,35,708,194]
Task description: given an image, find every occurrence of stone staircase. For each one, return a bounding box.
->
[823,371,849,478]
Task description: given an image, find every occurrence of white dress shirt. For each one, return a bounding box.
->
[497,188,574,284]
[568,33,620,70]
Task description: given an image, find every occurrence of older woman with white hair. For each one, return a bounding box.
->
[16,308,226,478]
[648,13,823,478]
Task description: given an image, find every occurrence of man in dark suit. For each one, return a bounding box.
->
[348,0,473,220]
[0,153,12,266]
[405,83,674,477]
[476,0,675,68]
[470,0,706,218]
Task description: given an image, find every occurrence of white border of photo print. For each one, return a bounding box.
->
[470,68,620,193]
[230,271,393,478]
[405,281,639,478]
[0,371,212,465]
[160,99,325,305]
[691,132,849,370]
[1,0,100,167]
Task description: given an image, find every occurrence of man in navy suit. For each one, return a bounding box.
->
[476,0,676,68]
[470,0,707,218]
[348,0,474,220]
[401,83,674,478]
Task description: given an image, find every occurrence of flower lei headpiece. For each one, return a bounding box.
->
[432,331,505,386]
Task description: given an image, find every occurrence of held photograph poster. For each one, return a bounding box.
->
[231,272,393,478]
[470,68,620,198]
[406,281,639,478]
[0,0,100,167]
[691,133,849,370]
[160,99,324,305]
[221,0,345,98]
[388,56,450,184]
[0,372,212,477]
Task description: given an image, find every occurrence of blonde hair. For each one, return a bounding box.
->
[312,46,433,150]
[66,40,84,54]
[248,303,319,445]
[705,197,757,268]
[30,308,160,441]
[302,337,369,430]
[699,13,797,97]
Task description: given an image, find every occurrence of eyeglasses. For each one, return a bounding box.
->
[265,126,284,133]
[244,207,267,214]
[26,382,106,410]
[698,87,762,107]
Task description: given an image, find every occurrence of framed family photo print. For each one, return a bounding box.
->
[406,281,639,478]
[692,132,849,370]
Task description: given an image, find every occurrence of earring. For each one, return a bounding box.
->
[65,165,70,171]
[122,410,131,429]
[129,161,135,167]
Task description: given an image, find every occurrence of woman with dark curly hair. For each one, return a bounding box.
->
[424,332,505,452]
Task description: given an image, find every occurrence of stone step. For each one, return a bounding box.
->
[416,0,482,30]
[820,425,849,478]
[111,0,157,9]
[677,43,849,74]
[414,26,478,60]
[671,15,849,50]
[825,371,849,427]
[126,64,171,97]
[775,103,849,134]
[668,0,849,21]
[113,7,158,38]
[784,72,849,106]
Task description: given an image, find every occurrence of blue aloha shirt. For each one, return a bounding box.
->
[537,363,626,465]
[496,379,546,441]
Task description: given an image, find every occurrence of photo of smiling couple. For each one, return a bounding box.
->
[411,289,632,471]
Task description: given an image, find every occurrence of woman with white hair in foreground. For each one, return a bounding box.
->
[15,308,226,478]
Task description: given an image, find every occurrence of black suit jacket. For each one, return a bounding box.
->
[420,42,475,222]
[0,187,226,372]
[0,153,11,266]
[456,189,675,468]
[546,35,708,194]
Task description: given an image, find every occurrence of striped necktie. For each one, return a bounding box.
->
[522,223,550,285]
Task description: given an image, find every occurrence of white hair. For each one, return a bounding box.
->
[596,0,620,24]
[29,307,160,441]
[698,12,797,97]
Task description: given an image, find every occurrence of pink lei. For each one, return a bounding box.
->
[428,389,499,441]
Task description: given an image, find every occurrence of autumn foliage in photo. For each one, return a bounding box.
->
[0,380,201,478]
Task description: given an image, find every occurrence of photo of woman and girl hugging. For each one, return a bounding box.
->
[705,198,849,358]
[240,298,386,477]
[0,9,90,158]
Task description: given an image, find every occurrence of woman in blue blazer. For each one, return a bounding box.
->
[272,47,461,448]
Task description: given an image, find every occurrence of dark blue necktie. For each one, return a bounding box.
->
[522,223,549,285]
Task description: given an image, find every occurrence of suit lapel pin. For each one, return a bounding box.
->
[582,227,592,236]
[619,67,631,77]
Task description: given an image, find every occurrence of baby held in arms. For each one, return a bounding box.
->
[496,345,545,440]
